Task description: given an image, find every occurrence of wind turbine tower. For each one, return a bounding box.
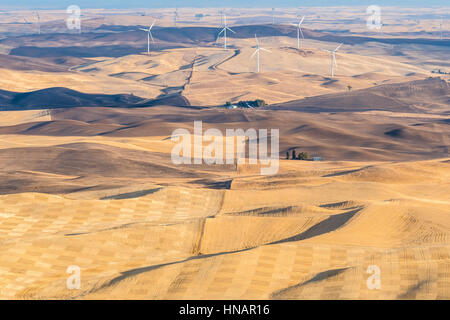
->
[139,20,156,54]
[324,43,343,78]
[217,14,235,50]
[251,35,271,73]
[35,11,40,35]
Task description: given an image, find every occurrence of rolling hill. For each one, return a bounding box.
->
[0,87,191,110]
[3,25,449,59]
[269,77,450,114]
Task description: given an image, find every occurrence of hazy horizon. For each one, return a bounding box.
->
[0,0,449,10]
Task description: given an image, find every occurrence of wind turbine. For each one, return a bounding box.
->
[23,18,31,34]
[174,8,179,27]
[139,20,156,54]
[217,14,235,50]
[35,11,40,35]
[323,43,343,78]
[291,16,305,49]
[251,35,271,73]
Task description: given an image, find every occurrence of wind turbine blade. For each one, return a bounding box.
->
[149,31,155,43]
[216,28,224,43]
[260,48,271,53]
[139,28,148,31]
[334,43,343,52]
[251,49,259,59]
[226,27,235,34]
[299,16,305,25]
[255,34,259,46]
[299,27,304,39]
[150,20,156,29]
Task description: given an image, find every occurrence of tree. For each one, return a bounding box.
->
[255,99,266,107]
[292,150,296,160]
[286,152,289,159]
[347,85,352,91]
[297,152,309,160]
[235,99,267,108]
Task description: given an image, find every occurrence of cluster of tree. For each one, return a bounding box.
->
[286,150,309,160]
[225,99,267,108]
[431,69,449,75]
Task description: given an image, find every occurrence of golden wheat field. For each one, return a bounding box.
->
[0,5,448,300]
